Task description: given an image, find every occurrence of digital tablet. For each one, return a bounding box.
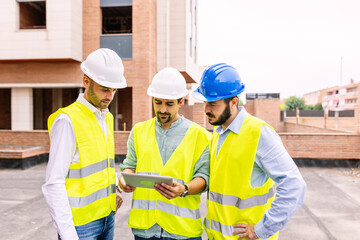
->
[121,172,173,189]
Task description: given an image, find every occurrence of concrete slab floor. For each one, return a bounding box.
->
[0,164,359,240]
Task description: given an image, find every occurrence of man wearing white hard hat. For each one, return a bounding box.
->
[42,48,127,240]
[119,67,211,239]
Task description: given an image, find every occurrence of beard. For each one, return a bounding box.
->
[88,82,111,109]
[207,102,231,126]
[156,112,172,123]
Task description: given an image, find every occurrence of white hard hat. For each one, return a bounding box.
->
[80,48,127,89]
[147,67,188,99]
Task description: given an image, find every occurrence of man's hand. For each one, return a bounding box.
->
[118,176,136,193]
[233,224,258,240]
[154,182,185,199]
[114,188,123,214]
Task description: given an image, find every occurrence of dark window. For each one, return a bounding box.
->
[0,89,11,129]
[19,1,46,29]
[102,6,132,34]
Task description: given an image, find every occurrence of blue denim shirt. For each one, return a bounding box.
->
[215,107,306,239]
[120,116,210,239]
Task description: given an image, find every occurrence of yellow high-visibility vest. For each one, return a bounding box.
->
[48,102,116,226]
[128,118,211,237]
[204,114,279,240]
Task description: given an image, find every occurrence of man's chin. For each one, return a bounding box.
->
[99,103,109,109]
[208,119,220,126]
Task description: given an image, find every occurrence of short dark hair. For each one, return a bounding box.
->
[224,96,238,105]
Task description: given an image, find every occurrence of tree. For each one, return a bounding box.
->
[284,96,305,110]
[313,103,323,110]
[303,105,314,110]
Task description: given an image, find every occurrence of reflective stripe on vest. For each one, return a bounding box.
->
[204,218,235,236]
[157,201,201,219]
[67,158,115,179]
[210,186,275,209]
[131,199,200,219]
[132,199,156,210]
[68,184,116,208]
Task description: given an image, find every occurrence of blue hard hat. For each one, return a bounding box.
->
[192,63,245,102]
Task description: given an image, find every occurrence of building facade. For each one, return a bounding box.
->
[303,79,360,111]
[0,0,203,131]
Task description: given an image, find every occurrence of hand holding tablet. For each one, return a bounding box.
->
[121,172,173,189]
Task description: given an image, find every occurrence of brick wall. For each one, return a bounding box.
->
[1,130,359,160]
[192,102,206,128]
[114,131,130,155]
[280,133,360,159]
[284,105,360,133]
[0,130,50,151]
[0,61,83,84]
[283,122,350,133]
[244,100,254,115]
[122,0,157,126]
[179,101,194,122]
[0,130,131,155]
[244,98,282,131]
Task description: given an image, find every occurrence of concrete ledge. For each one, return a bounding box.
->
[0,153,49,169]
[0,145,45,159]
[294,158,360,168]
[0,148,125,169]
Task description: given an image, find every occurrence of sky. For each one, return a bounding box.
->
[197,0,360,100]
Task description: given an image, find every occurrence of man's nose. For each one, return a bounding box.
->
[106,91,115,101]
[159,104,167,113]
[205,103,211,113]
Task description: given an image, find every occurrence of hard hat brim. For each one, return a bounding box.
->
[192,86,245,102]
[191,88,209,102]
[81,62,127,89]
[147,87,188,100]
[93,76,127,89]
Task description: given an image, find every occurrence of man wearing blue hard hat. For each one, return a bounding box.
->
[192,63,306,240]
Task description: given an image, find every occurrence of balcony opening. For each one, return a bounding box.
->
[33,88,79,130]
[102,6,132,34]
[19,1,46,29]
[109,87,132,131]
[0,89,11,130]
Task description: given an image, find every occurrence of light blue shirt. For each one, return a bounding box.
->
[215,107,306,239]
[120,116,210,239]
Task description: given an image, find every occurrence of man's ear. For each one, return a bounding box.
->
[231,97,239,108]
[179,98,185,106]
[83,75,90,88]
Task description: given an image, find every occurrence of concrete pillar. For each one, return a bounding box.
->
[11,88,33,131]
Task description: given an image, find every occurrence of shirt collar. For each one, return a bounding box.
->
[215,106,247,135]
[155,115,184,130]
[76,93,109,115]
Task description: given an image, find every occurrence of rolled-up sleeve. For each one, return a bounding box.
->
[192,146,210,191]
[120,129,137,171]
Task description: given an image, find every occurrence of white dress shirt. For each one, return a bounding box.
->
[42,94,109,240]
